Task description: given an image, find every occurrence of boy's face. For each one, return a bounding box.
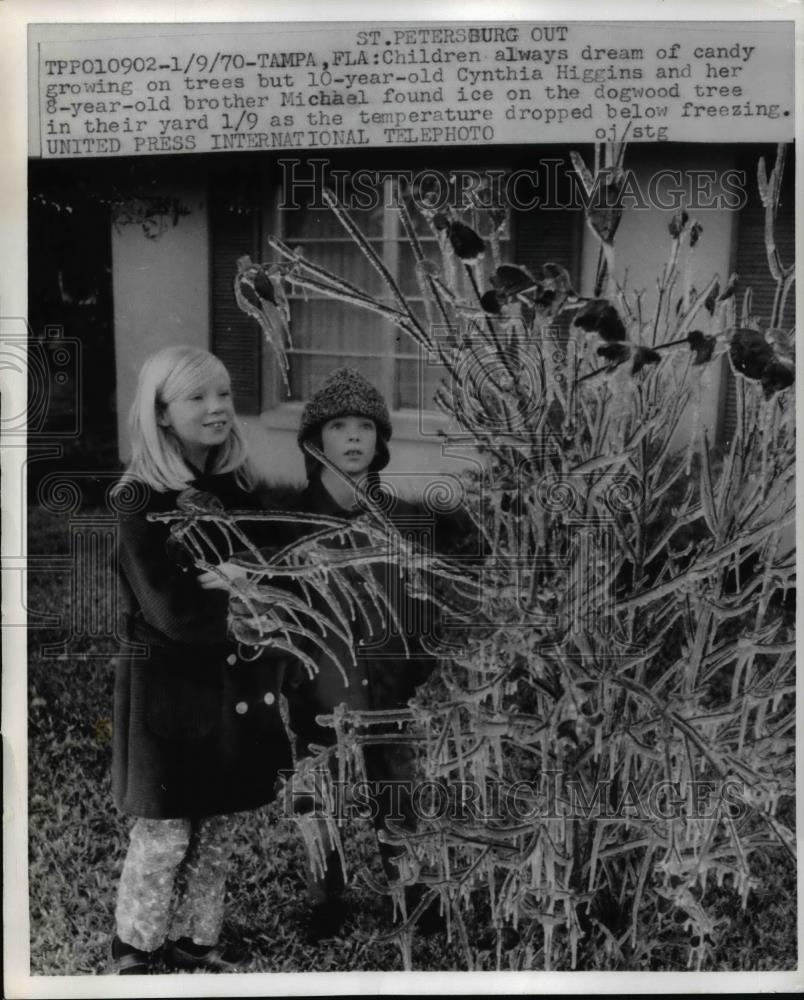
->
[321,415,377,479]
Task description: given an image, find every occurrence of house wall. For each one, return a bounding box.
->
[112,181,210,459]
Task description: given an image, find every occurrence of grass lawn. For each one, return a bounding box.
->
[25,505,797,974]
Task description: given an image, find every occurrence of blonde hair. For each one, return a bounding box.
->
[124,345,253,492]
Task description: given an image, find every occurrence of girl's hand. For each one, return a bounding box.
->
[198,562,249,590]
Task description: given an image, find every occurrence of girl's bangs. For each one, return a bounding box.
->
[161,351,229,405]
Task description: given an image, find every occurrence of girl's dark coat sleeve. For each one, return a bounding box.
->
[117,504,230,645]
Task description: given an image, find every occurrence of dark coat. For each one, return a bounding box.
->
[113,469,292,820]
[274,476,481,880]
[282,478,447,757]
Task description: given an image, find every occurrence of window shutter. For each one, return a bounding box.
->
[514,206,582,287]
[513,156,583,329]
[209,176,262,416]
[720,150,795,444]
[513,158,583,390]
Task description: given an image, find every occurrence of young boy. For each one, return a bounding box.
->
[284,367,443,940]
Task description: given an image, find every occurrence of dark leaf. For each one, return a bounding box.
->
[760,358,795,398]
[588,205,623,245]
[490,264,534,298]
[499,926,521,950]
[574,300,627,341]
[448,221,485,262]
[597,342,631,365]
[766,326,795,363]
[704,281,720,315]
[729,328,774,380]
[252,268,277,305]
[631,346,662,375]
[690,221,703,247]
[415,258,440,279]
[541,262,574,294]
[718,272,739,301]
[480,290,501,314]
[687,330,716,365]
[432,213,450,231]
[533,286,557,309]
[676,287,699,315]
[587,175,625,243]
[557,719,579,744]
[536,263,576,312]
[238,280,262,311]
[668,209,689,239]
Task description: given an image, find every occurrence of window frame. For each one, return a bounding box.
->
[260,166,512,415]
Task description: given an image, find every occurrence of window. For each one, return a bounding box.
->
[272,170,510,412]
[210,152,581,420]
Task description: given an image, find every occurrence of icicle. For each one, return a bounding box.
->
[685,392,701,475]
[730,654,745,702]
[759,395,775,500]
[396,930,413,971]
[594,721,603,762]
[570,912,579,970]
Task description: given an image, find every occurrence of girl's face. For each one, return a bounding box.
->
[321,415,377,479]
[158,371,234,469]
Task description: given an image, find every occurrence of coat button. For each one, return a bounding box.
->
[235,701,248,714]
[264,692,275,706]
[226,653,238,666]
[361,678,369,686]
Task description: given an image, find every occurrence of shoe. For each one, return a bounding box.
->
[108,934,154,975]
[306,896,349,943]
[166,936,248,972]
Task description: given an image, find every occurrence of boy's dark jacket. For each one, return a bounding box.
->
[113,469,292,819]
[274,477,476,756]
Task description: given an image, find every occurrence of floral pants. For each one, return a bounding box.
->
[115,814,237,952]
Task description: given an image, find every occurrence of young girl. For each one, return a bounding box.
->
[109,345,292,974]
[284,367,444,941]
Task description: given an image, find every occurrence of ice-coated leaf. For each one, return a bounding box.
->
[569,150,595,198]
[597,342,631,365]
[490,264,534,299]
[574,300,627,342]
[718,272,739,301]
[760,357,795,398]
[480,290,502,314]
[668,210,689,239]
[704,281,720,315]
[729,327,775,379]
[687,330,717,365]
[631,346,661,375]
[448,221,486,263]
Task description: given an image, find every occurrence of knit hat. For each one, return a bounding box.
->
[298,367,392,476]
